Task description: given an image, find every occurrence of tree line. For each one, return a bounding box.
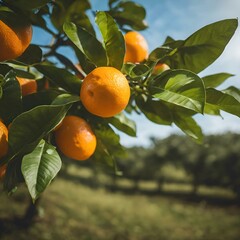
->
[116,133,240,196]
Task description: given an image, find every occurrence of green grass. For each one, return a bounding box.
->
[0,177,239,240]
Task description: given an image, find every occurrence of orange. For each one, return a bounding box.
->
[0,17,32,62]
[0,164,7,180]
[0,121,8,159]
[80,67,130,117]
[154,63,170,74]
[17,77,37,96]
[54,115,97,161]
[124,31,148,63]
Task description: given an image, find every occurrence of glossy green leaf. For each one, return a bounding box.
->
[63,22,107,67]
[202,73,234,88]
[0,71,22,124]
[6,104,72,163]
[109,1,147,30]
[35,64,81,95]
[149,47,173,62]
[51,0,92,32]
[136,96,173,125]
[165,19,238,73]
[223,86,240,102]
[15,45,43,65]
[92,124,125,172]
[107,112,136,137]
[74,46,96,74]
[13,69,36,79]
[123,63,151,78]
[173,114,203,143]
[206,88,240,117]
[22,140,62,201]
[51,93,80,105]
[96,11,125,70]
[0,64,12,75]
[204,103,221,116]
[163,36,175,45]
[149,69,206,114]
[22,89,64,111]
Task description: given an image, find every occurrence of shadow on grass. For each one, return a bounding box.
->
[60,173,240,207]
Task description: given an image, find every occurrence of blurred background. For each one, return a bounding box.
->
[1,0,240,240]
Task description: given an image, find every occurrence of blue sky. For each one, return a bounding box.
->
[33,0,240,146]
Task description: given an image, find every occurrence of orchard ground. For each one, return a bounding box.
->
[0,165,239,240]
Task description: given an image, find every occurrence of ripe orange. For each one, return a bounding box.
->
[80,67,130,117]
[54,115,97,161]
[17,77,37,96]
[0,164,7,180]
[0,17,32,62]
[154,63,170,74]
[0,121,8,159]
[124,31,148,63]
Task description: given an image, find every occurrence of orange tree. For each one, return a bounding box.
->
[0,0,239,202]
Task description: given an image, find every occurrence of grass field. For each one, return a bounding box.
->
[0,175,239,240]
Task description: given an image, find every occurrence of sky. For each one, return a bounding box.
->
[33,0,240,147]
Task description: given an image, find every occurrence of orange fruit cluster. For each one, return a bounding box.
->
[54,116,96,161]
[124,31,148,63]
[80,67,130,118]
[0,17,32,62]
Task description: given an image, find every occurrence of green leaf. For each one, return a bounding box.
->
[109,1,148,31]
[4,0,51,10]
[107,112,136,137]
[202,73,234,88]
[204,103,221,116]
[123,63,151,78]
[15,45,43,65]
[0,64,12,75]
[74,46,96,74]
[63,22,107,67]
[136,96,173,125]
[163,36,175,45]
[6,104,72,163]
[22,89,64,111]
[173,114,203,143]
[51,93,80,105]
[35,64,81,95]
[165,19,238,73]
[206,88,240,117]
[13,69,36,79]
[0,71,22,123]
[95,11,125,70]
[92,124,125,172]
[51,0,93,33]
[149,69,206,114]
[223,86,240,102]
[22,140,62,202]
[149,47,173,62]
